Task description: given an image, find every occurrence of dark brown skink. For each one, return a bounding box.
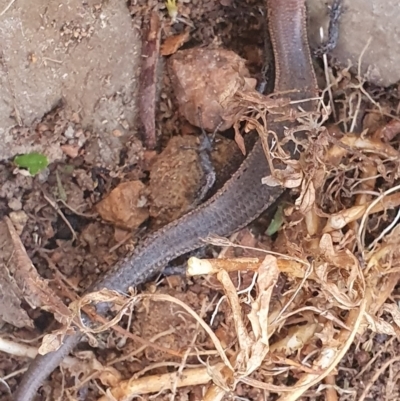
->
[14,1,317,399]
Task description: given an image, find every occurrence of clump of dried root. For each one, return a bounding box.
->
[181,62,400,400]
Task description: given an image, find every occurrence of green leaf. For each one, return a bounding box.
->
[14,152,49,176]
[266,204,285,236]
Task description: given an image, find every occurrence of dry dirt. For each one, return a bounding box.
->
[1,0,400,400]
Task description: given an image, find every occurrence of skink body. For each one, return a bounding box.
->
[14,0,317,399]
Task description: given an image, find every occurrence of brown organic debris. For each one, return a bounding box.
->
[96,181,149,230]
[147,135,203,225]
[97,363,225,401]
[0,217,72,328]
[182,90,400,399]
[161,30,190,56]
[138,11,161,149]
[168,47,278,132]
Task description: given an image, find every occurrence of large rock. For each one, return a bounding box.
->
[308,0,400,87]
[0,0,140,163]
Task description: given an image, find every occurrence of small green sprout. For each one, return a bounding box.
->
[14,152,49,176]
[266,204,285,236]
[165,0,178,21]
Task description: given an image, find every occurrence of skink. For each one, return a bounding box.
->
[14,0,318,399]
